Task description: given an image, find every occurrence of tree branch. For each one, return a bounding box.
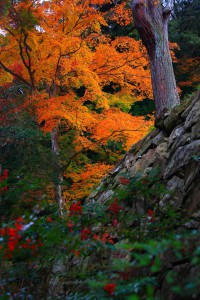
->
[0,61,32,88]
[62,123,148,170]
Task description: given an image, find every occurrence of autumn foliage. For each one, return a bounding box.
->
[0,0,155,206]
[0,1,200,299]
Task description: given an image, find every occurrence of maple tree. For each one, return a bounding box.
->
[1,2,200,298]
[0,0,153,211]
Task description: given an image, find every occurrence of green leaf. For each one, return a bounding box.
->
[127,295,140,300]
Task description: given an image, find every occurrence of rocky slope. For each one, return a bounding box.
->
[49,92,200,299]
[88,91,200,219]
[85,91,200,299]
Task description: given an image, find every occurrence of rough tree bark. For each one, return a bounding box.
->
[131,0,180,122]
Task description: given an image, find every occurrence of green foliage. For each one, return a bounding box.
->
[169,0,200,58]
[192,155,200,161]
[107,94,137,113]
[168,0,200,96]
[129,99,155,117]
[0,106,54,220]
[19,8,38,29]
[1,170,200,299]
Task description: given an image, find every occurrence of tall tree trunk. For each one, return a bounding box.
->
[51,127,64,215]
[132,0,180,122]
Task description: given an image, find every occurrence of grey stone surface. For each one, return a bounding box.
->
[152,130,166,146]
[184,160,200,191]
[168,125,185,148]
[160,176,184,208]
[129,148,156,177]
[169,132,191,155]
[164,140,200,179]
[184,98,200,129]
[123,153,136,169]
[191,120,200,140]
[181,90,200,119]
[155,141,169,159]
[163,111,181,132]
[184,183,200,212]
[96,189,115,204]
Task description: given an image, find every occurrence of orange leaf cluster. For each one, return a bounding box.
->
[64,163,112,200]
[109,2,133,26]
[92,108,154,149]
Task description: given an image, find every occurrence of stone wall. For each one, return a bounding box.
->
[85,91,200,299]
[88,91,200,221]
